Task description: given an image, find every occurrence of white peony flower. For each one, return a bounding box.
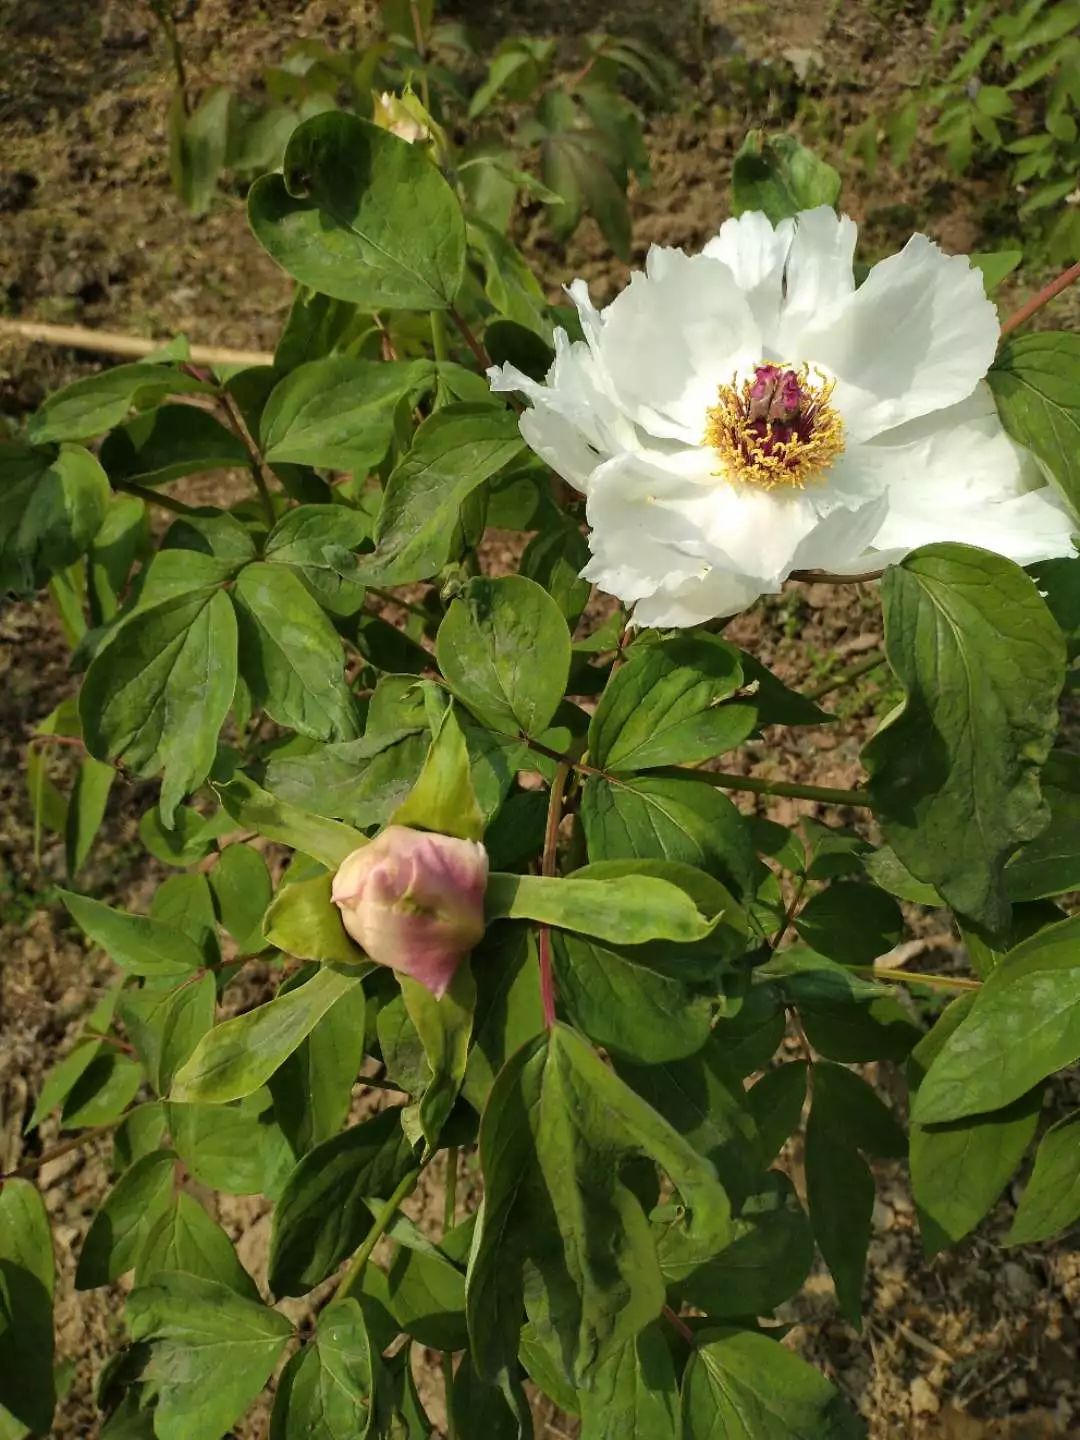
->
[488,207,1076,626]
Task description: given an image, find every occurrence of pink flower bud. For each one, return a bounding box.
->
[331,826,488,999]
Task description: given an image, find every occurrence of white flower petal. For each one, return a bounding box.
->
[631,569,768,628]
[703,211,792,342]
[596,248,761,444]
[788,490,890,574]
[776,206,858,352]
[796,234,999,441]
[488,330,635,492]
[822,384,1076,566]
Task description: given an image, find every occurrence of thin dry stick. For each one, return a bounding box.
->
[0,318,272,367]
[2,1119,123,1183]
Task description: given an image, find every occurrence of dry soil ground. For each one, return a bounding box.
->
[2,1,1079,1436]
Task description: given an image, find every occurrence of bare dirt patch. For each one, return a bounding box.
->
[2,0,1079,1435]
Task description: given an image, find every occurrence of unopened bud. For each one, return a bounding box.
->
[331,826,488,998]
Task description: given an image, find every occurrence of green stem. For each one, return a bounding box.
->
[335,1167,421,1301]
[248,462,277,531]
[652,767,874,809]
[441,1144,459,1438]
[805,650,887,702]
[859,965,981,993]
[520,736,875,809]
[409,0,432,111]
[430,310,450,364]
[443,1146,458,1231]
[113,480,200,516]
[366,585,434,624]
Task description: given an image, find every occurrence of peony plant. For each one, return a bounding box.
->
[3,115,1080,1440]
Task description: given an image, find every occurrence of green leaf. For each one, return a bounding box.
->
[467,1024,733,1386]
[216,773,365,870]
[970,250,1022,292]
[171,964,361,1104]
[168,1094,294,1197]
[520,519,591,627]
[61,1049,142,1128]
[437,575,571,737]
[80,588,238,825]
[1006,750,1080,900]
[263,729,428,831]
[262,502,372,616]
[135,1192,259,1300]
[233,562,358,741]
[0,1180,55,1436]
[616,1041,761,1206]
[65,756,115,878]
[680,1328,865,1439]
[209,843,273,952]
[861,846,943,906]
[908,996,1041,1255]
[914,914,1080,1122]
[0,442,109,593]
[99,405,248,487]
[577,1321,679,1440]
[113,1100,167,1173]
[989,330,1080,513]
[450,1352,525,1440]
[580,774,756,898]
[264,872,367,967]
[748,1061,809,1166]
[731,131,842,222]
[261,357,434,470]
[170,87,231,215]
[270,963,368,1154]
[58,889,204,976]
[27,1037,102,1131]
[1007,1110,1080,1245]
[462,923,544,1109]
[392,702,485,842]
[486,870,721,945]
[670,1173,814,1319]
[863,543,1064,933]
[118,971,216,1095]
[75,1148,176,1289]
[386,1229,468,1351]
[26,364,212,444]
[399,965,474,1154]
[793,882,903,966]
[270,1298,381,1440]
[270,1108,417,1297]
[1028,556,1080,659]
[126,1272,293,1440]
[589,636,754,772]
[552,928,714,1063]
[356,404,524,585]
[249,112,465,309]
[805,1089,873,1325]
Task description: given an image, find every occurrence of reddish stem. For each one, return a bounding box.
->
[662,1304,696,1345]
[1000,260,1080,341]
[538,927,557,1030]
[448,306,492,372]
[538,761,571,1030]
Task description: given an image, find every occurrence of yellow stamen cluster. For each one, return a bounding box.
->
[704,365,845,491]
